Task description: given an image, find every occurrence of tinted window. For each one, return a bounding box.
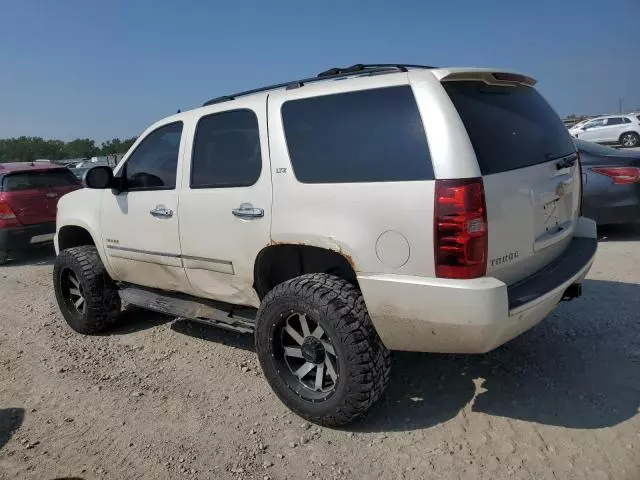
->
[1,169,79,192]
[607,117,623,125]
[125,122,182,190]
[191,110,261,188]
[282,86,433,183]
[444,82,575,175]
[623,117,632,124]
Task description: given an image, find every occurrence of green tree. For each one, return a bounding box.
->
[100,137,137,155]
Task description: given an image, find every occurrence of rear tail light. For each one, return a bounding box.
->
[434,178,488,279]
[591,166,640,185]
[0,203,21,228]
[577,151,583,215]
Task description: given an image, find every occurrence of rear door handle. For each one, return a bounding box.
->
[232,203,264,219]
[150,205,173,218]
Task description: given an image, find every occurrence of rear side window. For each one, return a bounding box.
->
[623,117,632,124]
[1,169,78,192]
[125,122,182,190]
[191,109,262,188]
[281,86,433,184]
[444,82,575,175]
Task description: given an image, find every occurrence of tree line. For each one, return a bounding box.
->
[0,137,137,163]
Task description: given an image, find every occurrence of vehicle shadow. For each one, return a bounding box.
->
[355,279,640,432]
[107,306,173,335]
[171,318,254,352]
[598,224,640,242]
[0,407,25,450]
[1,246,55,267]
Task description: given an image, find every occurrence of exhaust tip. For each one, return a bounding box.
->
[562,283,582,302]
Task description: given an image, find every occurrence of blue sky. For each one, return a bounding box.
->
[1,0,639,141]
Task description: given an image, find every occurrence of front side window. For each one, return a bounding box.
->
[584,119,605,129]
[281,86,433,184]
[191,110,261,188]
[124,122,183,190]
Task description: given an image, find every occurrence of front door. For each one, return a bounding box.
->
[178,102,272,307]
[101,121,191,292]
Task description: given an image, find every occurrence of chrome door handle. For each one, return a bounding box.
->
[232,203,264,219]
[150,205,173,218]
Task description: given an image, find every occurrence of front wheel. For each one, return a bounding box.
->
[53,246,121,334]
[255,273,391,427]
[620,132,640,148]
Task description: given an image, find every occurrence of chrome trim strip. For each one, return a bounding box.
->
[106,245,232,266]
[106,244,181,258]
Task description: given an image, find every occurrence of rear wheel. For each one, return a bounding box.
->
[53,246,121,334]
[255,273,391,426]
[619,132,640,148]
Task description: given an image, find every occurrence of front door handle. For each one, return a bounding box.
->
[232,203,264,219]
[150,205,173,218]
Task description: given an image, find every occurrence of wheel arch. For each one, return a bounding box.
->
[253,243,359,299]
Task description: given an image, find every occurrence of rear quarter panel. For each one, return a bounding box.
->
[267,73,437,276]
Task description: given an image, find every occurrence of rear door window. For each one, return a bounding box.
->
[444,82,576,175]
[281,86,433,183]
[1,169,79,192]
[607,117,623,125]
[191,109,262,188]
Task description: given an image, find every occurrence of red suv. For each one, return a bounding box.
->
[0,162,81,264]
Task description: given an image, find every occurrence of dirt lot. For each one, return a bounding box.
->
[1,227,639,480]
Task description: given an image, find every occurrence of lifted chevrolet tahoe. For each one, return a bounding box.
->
[53,64,597,426]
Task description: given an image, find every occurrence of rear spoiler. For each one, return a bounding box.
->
[435,69,536,87]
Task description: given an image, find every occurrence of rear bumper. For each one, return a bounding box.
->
[0,222,56,252]
[359,217,598,353]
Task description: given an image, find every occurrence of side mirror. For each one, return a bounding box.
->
[83,166,113,189]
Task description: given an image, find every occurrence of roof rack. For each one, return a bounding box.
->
[202,63,435,106]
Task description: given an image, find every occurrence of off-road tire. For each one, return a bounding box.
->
[619,132,640,148]
[255,273,391,427]
[53,246,121,334]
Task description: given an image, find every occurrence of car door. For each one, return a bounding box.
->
[178,100,271,307]
[601,117,624,142]
[100,121,191,292]
[577,118,606,142]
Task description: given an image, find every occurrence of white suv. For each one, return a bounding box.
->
[569,114,640,147]
[53,64,597,425]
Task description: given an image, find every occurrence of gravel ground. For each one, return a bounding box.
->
[1,227,639,480]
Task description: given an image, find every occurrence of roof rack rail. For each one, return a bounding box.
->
[202,63,435,106]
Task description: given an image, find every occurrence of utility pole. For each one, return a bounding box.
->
[619,97,623,114]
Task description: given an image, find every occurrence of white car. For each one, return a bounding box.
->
[569,115,640,147]
[52,64,597,425]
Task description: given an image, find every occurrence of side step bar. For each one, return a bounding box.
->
[119,285,256,334]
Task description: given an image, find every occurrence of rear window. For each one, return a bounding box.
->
[444,82,575,175]
[1,169,79,192]
[281,86,433,184]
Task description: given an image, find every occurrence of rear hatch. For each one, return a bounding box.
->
[0,169,80,225]
[443,75,581,285]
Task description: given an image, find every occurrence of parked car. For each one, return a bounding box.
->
[569,115,640,147]
[0,162,81,264]
[575,139,640,225]
[52,64,597,426]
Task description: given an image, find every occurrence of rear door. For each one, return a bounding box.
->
[0,169,80,225]
[443,79,581,285]
[178,101,271,306]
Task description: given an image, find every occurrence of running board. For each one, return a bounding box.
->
[118,285,256,334]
